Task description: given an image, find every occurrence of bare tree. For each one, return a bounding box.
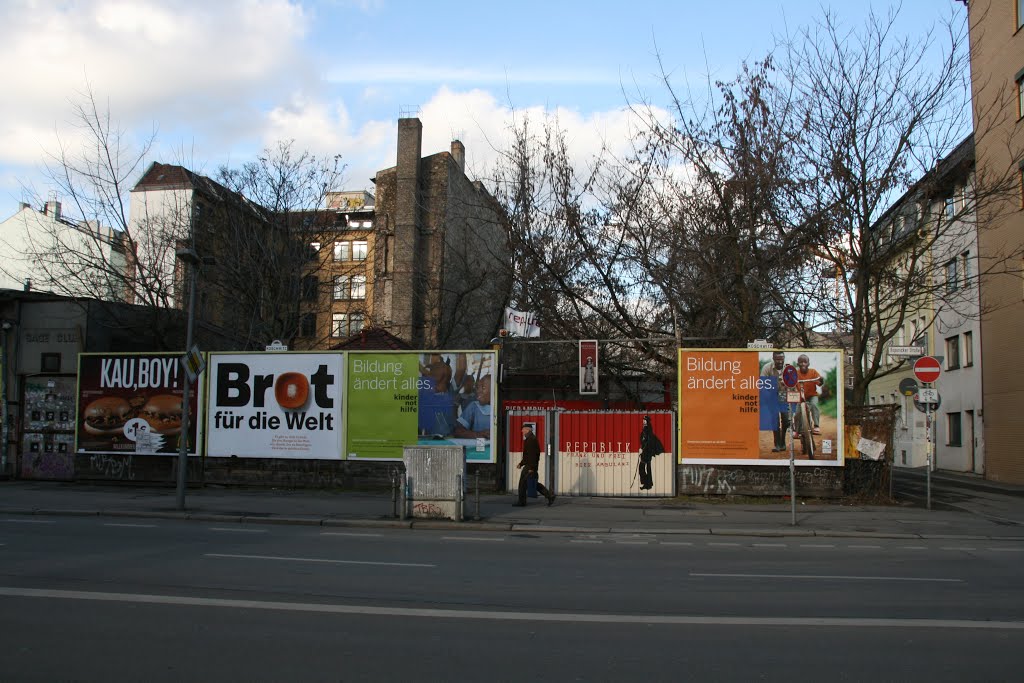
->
[6,88,189,348]
[776,6,1020,404]
[214,141,345,348]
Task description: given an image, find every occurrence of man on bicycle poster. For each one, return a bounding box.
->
[795,354,825,436]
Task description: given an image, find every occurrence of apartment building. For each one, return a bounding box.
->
[0,200,134,302]
[131,118,511,352]
[968,0,1024,483]
[866,136,982,472]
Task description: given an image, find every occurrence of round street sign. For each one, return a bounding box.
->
[782,364,798,388]
[913,356,942,383]
[913,391,941,414]
[898,377,919,396]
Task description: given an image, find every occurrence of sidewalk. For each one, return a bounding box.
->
[3,480,1024,540]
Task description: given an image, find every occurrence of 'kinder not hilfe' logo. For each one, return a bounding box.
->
[212,362,335,432]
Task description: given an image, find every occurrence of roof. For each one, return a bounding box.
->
[330,326,413,350]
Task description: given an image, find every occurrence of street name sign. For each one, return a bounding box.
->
[889,345,925,358]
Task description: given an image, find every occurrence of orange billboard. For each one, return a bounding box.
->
[678,349,843,466]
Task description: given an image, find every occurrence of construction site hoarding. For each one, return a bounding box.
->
[345,351,497,463]
[556,411,675,496]
[678,348,843,466]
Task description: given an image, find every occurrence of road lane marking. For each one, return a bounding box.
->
[321,532,382,538]
[753,543,787,548]
[104,523,157,528]
[2,519,55,524]
[205,553,434,568]
[900,546,928,550]
[570,540,602,544]
[941,547,976,552]
[709,542,741,547]
[691,572,962,583]
[441,536,504,542]
[661,542,693,546]
[989,547,1024,552]
[849,545,883,550]
[616,541,650,545]
[800,544,836,549]
[208,527,267,534]
[2,586,1017,629]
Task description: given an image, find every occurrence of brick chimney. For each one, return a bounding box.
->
[393,117,423,345]
[44,200,61,220]
[450,140,465,172]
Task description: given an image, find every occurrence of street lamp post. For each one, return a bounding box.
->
[174,246,200,511]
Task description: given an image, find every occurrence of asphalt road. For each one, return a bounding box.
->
[2,514,1022,681]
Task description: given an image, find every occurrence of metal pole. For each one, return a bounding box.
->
[457,473,463,522]
[175,260,197,511]
[926,390,932,511]
[399,472,408,520]
[788,402,796,526]
[474,471,481,521]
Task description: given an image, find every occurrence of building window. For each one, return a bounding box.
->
[351,275,366,299]
[333,275,349,300]
[331,312,364,338]
[944,195,955,220]
[300,313,316,338]
[945,336,960,370]
[334,241,350,262]
[963,331,973,367]
[1020,0,1024,30]
[301,275,318,302]
[41,352,61,373]
[353,240,368,261]
[945,259,958,292]
[331,313,346,337]
[946,412,962,447]
[1018,76,1024,119]
[960,251,971,287]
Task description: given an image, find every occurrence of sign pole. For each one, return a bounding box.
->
[926,390,932,511]
[789,402,796,526]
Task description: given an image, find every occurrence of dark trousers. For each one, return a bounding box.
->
[774,411,791,449]
[638,458,653,489]
[518,469,551,503]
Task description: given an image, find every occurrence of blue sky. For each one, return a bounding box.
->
[0,0,967,222]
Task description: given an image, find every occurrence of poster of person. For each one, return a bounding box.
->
[678,348,843,466]
[345,350,496,462]
[75,353,203,456]
[579,340,598,395]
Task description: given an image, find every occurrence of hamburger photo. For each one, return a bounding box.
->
[82,396,133,436]
[140,394,183,435]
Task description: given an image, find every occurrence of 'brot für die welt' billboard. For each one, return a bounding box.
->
[205,353,344,459]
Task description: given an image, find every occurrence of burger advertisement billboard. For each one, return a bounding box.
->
[75,353,203,456]
[205,353,344,459]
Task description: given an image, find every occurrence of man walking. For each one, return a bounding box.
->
[514,423,555,506]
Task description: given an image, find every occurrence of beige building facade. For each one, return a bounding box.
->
[968,0,1024,483]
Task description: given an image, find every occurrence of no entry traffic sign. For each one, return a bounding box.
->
[913,356,942,383]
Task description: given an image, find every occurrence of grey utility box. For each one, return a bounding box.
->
[402,445,465,520]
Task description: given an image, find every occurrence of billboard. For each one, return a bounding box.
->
[75,353,203,456]
[345,351,496,462]
[206,352,343,459]
[579,340,598,394]
[678,349,843,466]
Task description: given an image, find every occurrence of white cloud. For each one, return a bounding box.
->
[0,0,310,166]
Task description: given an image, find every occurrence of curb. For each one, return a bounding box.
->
[0,506,1021,541]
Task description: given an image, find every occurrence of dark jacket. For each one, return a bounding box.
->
[520,431,541,471]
